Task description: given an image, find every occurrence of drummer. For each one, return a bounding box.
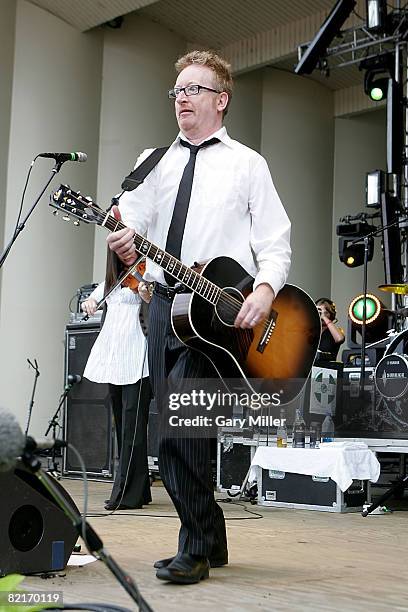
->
[315,298,345,362]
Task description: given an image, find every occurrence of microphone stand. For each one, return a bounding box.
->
[25,358,40,437]
[21,449,154,612]
[359,235,370,398]
[0,160,63,269]
[44,386,71,477]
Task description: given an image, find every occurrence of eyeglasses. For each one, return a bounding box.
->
[168,84,220,99]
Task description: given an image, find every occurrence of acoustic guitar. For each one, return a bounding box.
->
[50,185,321,403]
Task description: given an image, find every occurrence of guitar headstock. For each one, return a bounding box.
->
[50,185,105,226]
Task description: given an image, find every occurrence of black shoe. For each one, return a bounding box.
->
[156,554,209,584]
[154,555,179,570]
[104,501,142,511]
[154,549,228,570]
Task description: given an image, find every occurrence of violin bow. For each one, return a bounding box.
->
[81,254,145,321]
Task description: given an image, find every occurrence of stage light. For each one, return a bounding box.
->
[338,236,374,268]
[344,244,365,267]
[366,170,384,208]
[294,0,356,75]
[361,53,394,102]
[364,71,388,101]
[349,294,381,325]
[371,85,385,101]
[337,219,375,237]
[347,293,390,347]
[366,0,388,31]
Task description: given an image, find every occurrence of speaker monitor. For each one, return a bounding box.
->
[0,461,78,576]
[64,326,116,480]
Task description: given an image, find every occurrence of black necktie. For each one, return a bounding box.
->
[164,138,219,285]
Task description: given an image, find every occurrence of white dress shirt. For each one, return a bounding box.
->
[118,126,291,296]
[83,283,148,386]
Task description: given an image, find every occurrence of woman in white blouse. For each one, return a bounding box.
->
[82,251,152,510]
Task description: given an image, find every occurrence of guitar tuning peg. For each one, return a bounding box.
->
[62,214,70,222]
[53,210,59,216]
[73,220,80,227]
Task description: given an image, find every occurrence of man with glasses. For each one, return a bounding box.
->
[107,50,291,584]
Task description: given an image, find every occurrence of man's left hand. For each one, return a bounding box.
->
[234,283,275,329]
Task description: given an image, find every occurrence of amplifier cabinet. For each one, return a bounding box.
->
[217,435,258,492]
[63,325,116,481]
[338,366,376,437]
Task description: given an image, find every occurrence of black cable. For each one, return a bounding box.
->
[353,9,365,21]
[87,512,182,518]
[87,499,263,521]
[67,442,90,550]
[216,498,264,519]
[69,291,79,314]
[1,155,40,265]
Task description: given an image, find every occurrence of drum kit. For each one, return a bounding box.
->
[373,284,408,417]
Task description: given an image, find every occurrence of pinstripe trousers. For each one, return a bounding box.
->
[148,291,227,557]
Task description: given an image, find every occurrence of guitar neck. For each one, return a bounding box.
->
[101,212,221,303]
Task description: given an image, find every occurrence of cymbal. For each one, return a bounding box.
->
[379,284,408,295]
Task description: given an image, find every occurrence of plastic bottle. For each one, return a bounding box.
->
[277,408,287,448]
[292,408,306,448]
[309,422,320,448]
[321,413,335,442]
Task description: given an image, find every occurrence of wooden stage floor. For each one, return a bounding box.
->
[22,478,408,612]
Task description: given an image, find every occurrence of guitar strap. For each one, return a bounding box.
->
[121,146,170,191]
[101,146,169,330]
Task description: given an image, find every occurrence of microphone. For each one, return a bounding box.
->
[38,152,87,163]
[67,374,82,386]
[25,435,67,453]
[0,408,68,473]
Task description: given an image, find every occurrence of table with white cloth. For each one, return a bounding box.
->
[249,442,381,511]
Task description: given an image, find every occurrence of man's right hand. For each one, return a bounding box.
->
[106,205,137,265]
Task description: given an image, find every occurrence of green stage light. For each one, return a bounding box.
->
[370,85,385,101]
[349,293,381,325]
[347,292,390,347]
[362,54,393,103]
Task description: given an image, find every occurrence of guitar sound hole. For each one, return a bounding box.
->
[215,287,244,327]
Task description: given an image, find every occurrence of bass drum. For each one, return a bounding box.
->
[375,353,408,400]
[384,329,408,356]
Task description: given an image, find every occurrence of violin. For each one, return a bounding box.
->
[81,257,147,322]
[121,260,146,292]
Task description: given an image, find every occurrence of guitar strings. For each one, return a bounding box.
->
[95,199,246,310]
[66,194,260,355]
[67,194,263,336]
